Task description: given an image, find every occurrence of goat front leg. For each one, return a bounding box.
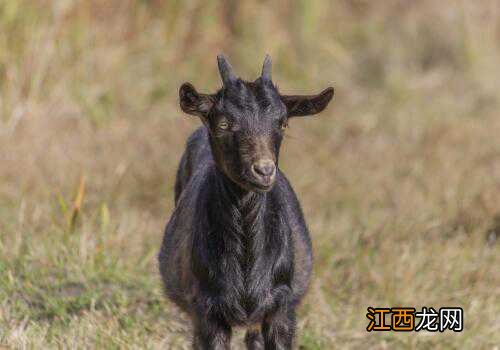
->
[192,312,232,350]
[262,305,296,350]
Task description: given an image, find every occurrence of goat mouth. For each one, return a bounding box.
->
[246,178,275,192]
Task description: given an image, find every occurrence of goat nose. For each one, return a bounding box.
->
[252,160,276,178]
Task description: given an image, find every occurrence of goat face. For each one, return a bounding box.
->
[179,55,334,192]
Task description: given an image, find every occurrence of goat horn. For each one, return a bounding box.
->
[217,54,237,86]
[261,54,272,81]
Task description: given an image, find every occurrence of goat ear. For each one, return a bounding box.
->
[179,83,214,118]
[281,87,334,117]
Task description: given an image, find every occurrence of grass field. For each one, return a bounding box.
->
[1,1,499,348]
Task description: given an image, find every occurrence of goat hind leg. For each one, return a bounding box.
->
[244,324,264,350]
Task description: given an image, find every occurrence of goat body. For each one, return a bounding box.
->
[160,127,312,348]
[158,55,333,349]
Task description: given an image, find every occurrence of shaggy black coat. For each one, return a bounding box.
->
[160,128,312,349]
[158,55,333,349]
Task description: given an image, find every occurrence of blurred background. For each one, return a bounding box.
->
[1,0,499,348]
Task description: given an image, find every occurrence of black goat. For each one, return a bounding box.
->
[159,55,334,349]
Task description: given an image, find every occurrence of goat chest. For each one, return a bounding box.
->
[194,200,294,326]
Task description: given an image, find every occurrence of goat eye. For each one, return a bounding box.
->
[218,120,229,130]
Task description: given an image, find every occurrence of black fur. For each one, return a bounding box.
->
[159,55,333,349]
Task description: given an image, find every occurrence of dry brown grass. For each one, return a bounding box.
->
[1,1,500,348]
